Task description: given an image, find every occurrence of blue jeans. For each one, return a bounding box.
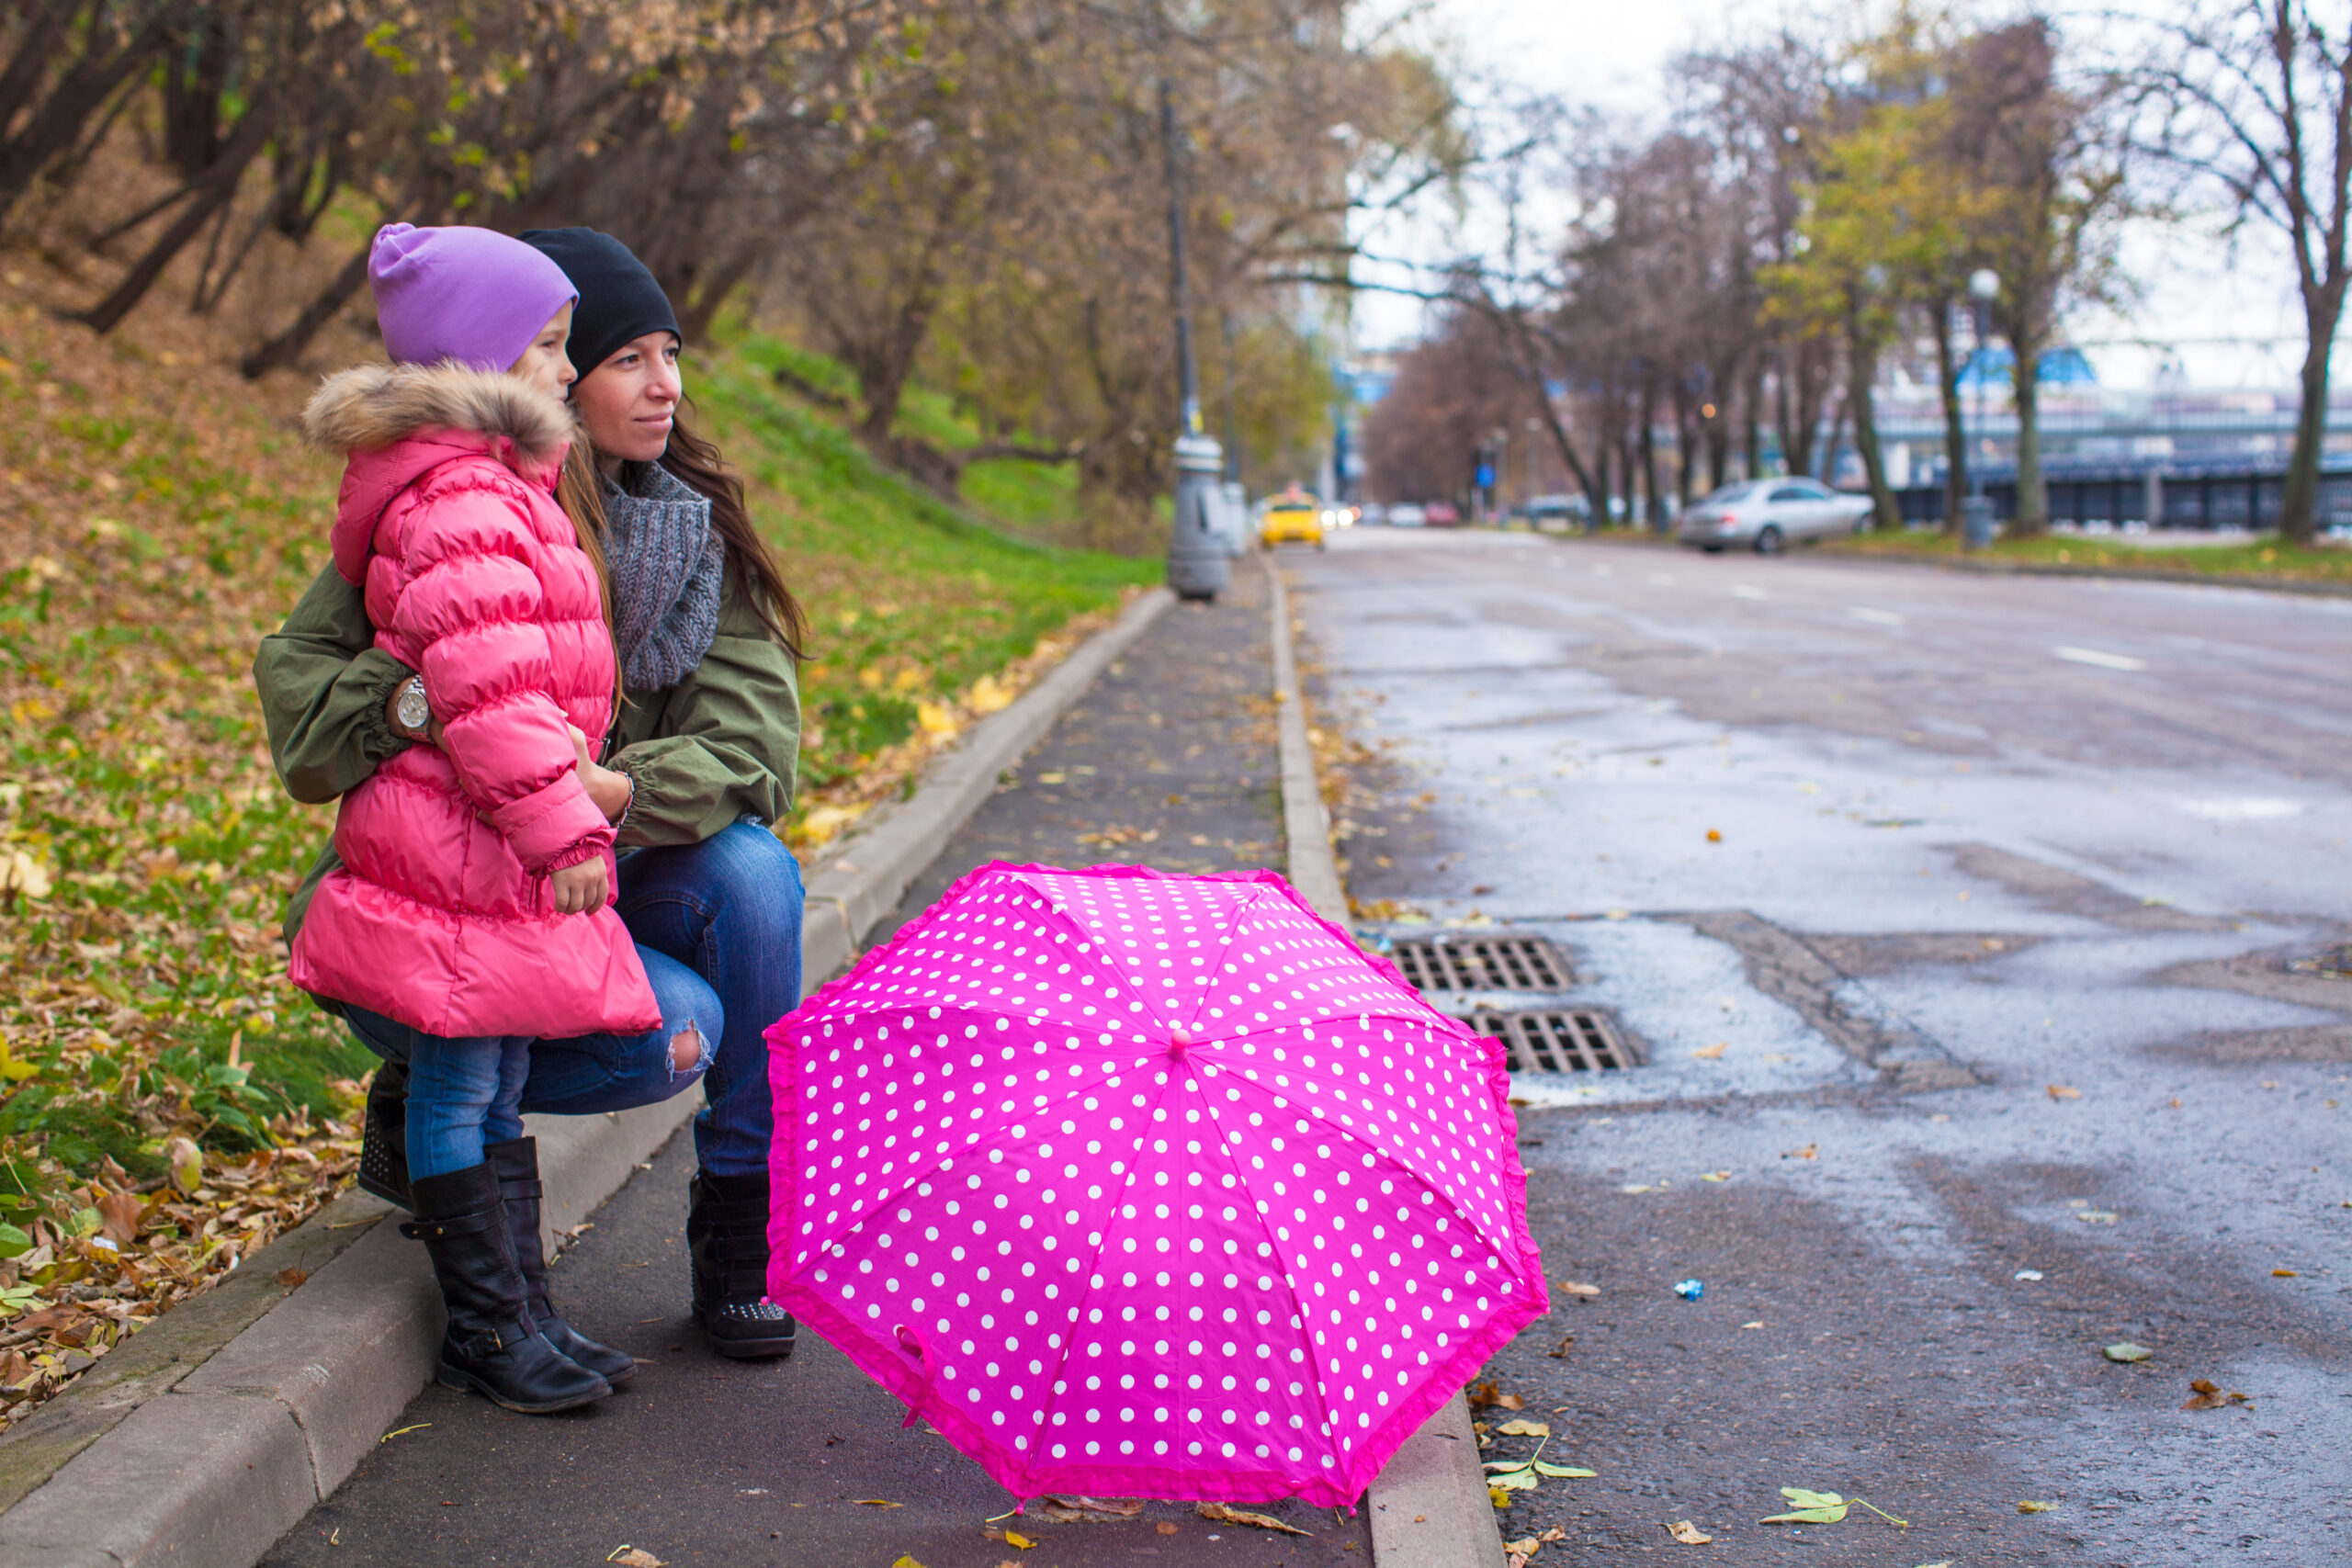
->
[613,820,804,1179]
[343,819,803,1181]
[347,946,722,1180]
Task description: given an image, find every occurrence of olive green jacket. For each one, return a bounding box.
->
[254,561,799,950]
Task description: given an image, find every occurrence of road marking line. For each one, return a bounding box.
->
[1732,585,1768,601]
[2053,646,2146,671]
[1849,607,1904,626]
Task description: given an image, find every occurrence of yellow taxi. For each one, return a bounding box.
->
[1259,490,1325,549]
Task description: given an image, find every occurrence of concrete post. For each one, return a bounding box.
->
[1169,432,1230,601]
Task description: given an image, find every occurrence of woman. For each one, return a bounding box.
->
[255,227,807,1363]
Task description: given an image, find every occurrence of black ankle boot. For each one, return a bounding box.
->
[356,1061,412,1210]
[401,1164,612,1414]
[687,1169,795,1359]
[484,1136,635,1386]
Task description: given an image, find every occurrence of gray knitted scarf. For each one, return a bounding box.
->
[601,461,725,692]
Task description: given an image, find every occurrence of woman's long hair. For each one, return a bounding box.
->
[616,403,808,662]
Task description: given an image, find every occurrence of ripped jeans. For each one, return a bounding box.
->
[345,946,721,1181]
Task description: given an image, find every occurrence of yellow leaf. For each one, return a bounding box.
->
[1488,1485,1515,1508]
[1667,1519,1713,1544]
[2018,1500,2055,1514]
[606,1550,665,1567]
[1002,1529,1033,1548]
[2047,1084,2082,1100]
[890,666,925,695]
[1557,1280,1600,1297]
[857,665,885,690]
[968,673,1012,714]
[853,1498,903,1508]
[1495,1418,1549,1436]
[1692,1042,1727,1060]
[917,702,959,738]
[795,803,866,847]
[891,1558,925,1568]
[1194,1502,1309,1535]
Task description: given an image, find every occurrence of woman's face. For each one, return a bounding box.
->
[508,305,577,401]
[573,331,683,468]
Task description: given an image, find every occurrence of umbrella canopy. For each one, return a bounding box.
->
[764,863,1547,1506]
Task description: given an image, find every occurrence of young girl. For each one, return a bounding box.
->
[291,222,661,1413]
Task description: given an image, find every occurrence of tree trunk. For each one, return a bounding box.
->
[239,234,373,378]
[1743,358,1765,479]
[1637,379,1664,533]
[0,9,173,223]
[1848,330,1900,533]
[73,99,275,335]
[1932,299,1968,535]
[2279,285,2346,544]
[2008,340,2047,536]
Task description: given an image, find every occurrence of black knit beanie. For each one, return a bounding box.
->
[518,227,679,376]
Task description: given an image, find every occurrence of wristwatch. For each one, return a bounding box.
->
[394,675,432,739]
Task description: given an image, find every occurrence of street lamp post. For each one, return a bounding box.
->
[1961,267,1999,552]
[1159,77,1227,601]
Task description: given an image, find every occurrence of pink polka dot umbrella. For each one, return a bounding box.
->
[763,862,1547,1507]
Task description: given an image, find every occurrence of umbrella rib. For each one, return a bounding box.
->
[1193,1065,1351,1471]
[1025,1057,1185,1470]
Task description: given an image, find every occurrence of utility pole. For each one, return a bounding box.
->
[1160,76,1227,599]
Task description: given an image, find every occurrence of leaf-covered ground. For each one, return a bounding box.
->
[0,286,1153,1427]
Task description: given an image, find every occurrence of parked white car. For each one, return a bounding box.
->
[1387,502,1428,528]
[1678,478,1872,555]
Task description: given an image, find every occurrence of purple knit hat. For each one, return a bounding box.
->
[367,223,578,372]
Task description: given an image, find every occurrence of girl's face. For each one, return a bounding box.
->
[509,305,578,401]
[573,331,683,469]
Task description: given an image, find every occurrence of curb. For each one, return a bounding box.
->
[1815,546,2352,598]
[0,587,1175,1568]
[1260,554,1504,1568]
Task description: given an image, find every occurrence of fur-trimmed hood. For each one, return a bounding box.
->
[305,362,574,587]
[303,360,571,461]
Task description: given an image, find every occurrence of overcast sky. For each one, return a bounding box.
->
[1351,0,2313,391]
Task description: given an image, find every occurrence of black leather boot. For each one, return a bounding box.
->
[484,1136,635,1386]
[356,1060,412,1210]
[687,1169,795,1359]
[401,1164,613,1414]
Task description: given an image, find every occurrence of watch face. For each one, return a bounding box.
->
[397,686,431,732]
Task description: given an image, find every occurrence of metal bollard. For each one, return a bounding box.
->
[1961,496,1995,552]
[1168,432,1231,601]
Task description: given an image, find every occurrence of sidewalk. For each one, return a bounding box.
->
[259,564,1383,1567]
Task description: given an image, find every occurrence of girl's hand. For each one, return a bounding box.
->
[548,857,608,914]
[570,726,633,823]
[385,679,445,747]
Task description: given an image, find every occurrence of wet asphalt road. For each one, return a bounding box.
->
[1287,529,2351,1566]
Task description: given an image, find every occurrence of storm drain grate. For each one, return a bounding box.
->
[1470,1010,1638,1073]
[1389,935,1573,992]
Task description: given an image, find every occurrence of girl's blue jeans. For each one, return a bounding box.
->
[344,820,804,1181]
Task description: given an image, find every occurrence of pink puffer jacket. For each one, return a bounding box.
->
[288,363,659,1039]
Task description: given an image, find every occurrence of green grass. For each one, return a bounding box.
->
[1826,526,2352,582]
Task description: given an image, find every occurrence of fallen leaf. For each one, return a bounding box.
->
[1489,1484,1516,1508]
[2271,1269,2298,1278]
[1032,1495,1143,1521]
[2047,1084,2082,1100]
[1002,1529,1034,1549]
[94,1191,142,1246]
[1157,1522,1178,1536]
[2183,1379,2252,1410]
[1557,1280,1600,1298]
[1195,1502,1309,1536]
[1539,1529,1567,1543]
[1700,1170,1732,1181]
[1667,1519,1713,1544]
[1619,1183,1657,1194]
[1760,1487,1849,1525]
[1783,1144,1817,1160]
[379,1424,431,1442]
[853,1498,904,1508]
[891,1558,927,1568]
[1692,1042,1727,1060]
[1496,1418,1550,1436]
[1532,1461,1596,1478]
[2103,1342,2153,1363]
[1705,829,1723,842]
[2018,1500,2056,1514]
[1468,1381,1525,1410]
[2075,1210,2120,1224]
[276,1267,307,1289]
[164,1136,203,1196]
[1503,1536,1542,1557]
[607,1551,664,1567]
[1547,1334,1576,1358]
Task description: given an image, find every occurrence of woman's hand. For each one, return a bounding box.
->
[384,681,444,747]
[571,726,634,823]
[548,857,609,914]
